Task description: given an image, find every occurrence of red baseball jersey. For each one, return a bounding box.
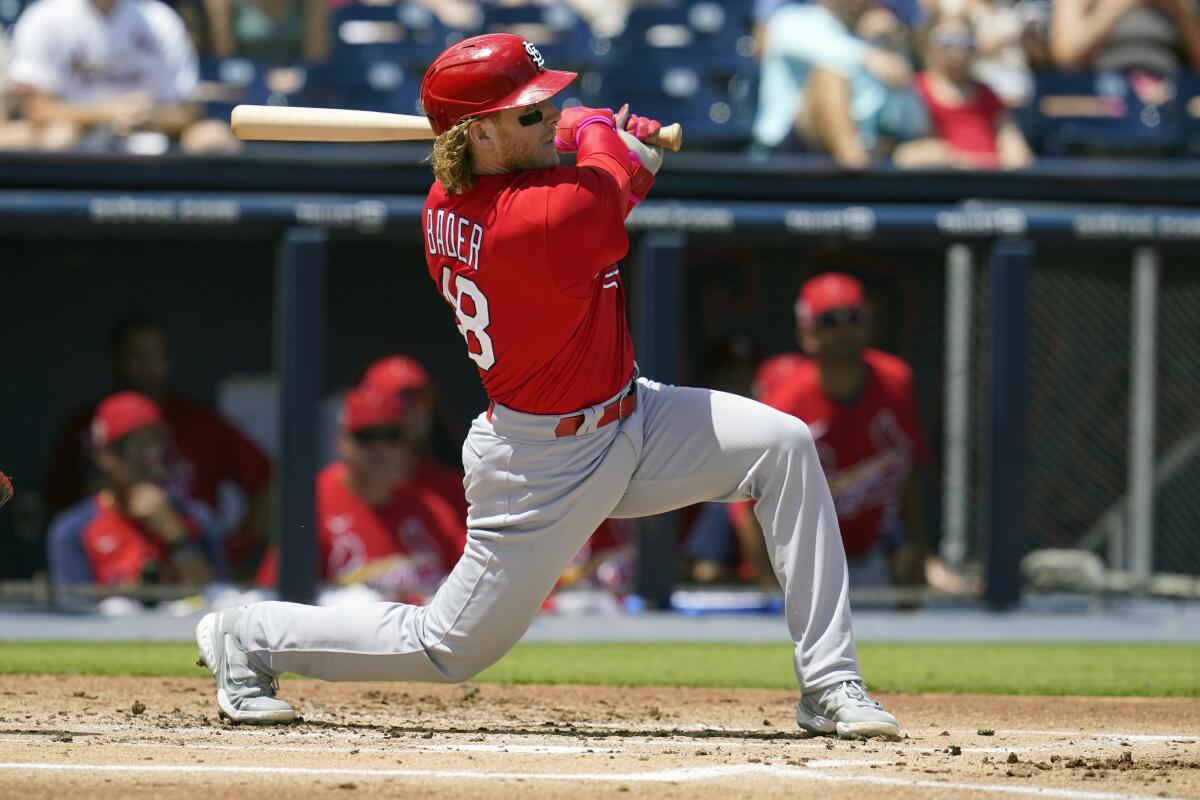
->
[256,463,467,597]
[422,131,648,414]
[759,349,928,556]
[76,497,209,585]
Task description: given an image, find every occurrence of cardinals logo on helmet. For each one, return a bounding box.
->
[523,41,545,72]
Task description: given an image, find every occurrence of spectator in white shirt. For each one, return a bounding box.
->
[8,0,236,152]
[0,26,36,149]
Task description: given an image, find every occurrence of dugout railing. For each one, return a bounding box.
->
[2,152,1199,609]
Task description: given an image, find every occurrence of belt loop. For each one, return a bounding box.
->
[576,403,605,436]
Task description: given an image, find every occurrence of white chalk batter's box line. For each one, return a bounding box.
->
[0,761,1186,800]
[8,739,894,768]
[2,728,1165,757]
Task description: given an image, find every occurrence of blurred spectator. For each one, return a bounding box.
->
[256,387,466,601]
[203,0,329,63]
[47,391,227,589]
[6,0,237,152]
[751,0,927,166]
[734,274,965,591]
[943,0,1044,105]
[0,26,36,149]
[1050,0,1200,74]
[363,354,469,522]
[894,13,1033,169]
[44,314,272,573]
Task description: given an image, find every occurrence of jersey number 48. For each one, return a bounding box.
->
[441,267,496,370]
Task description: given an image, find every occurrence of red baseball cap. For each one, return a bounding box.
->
[796,273,865,320]
[363,355,431,396]
[341,386,406,434]
[92,391,162,447]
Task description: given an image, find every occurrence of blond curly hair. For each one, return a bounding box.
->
[429,118,475,194]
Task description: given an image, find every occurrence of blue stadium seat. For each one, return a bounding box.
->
[595,63,757,149]
[331,3,468,71]
[199,57,273,123]
[478,3,610,72]
[1031,71,1186,157]
[618,0,757,76]
[1174,72,1200,156]
[296,60,423,115]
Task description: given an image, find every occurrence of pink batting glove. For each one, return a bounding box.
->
[616,103,663,142]
[555,106,616,153]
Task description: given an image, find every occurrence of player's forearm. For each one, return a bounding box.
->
[154,103,202,137]
[18,91,108,128]
[995,121,1034,169]
[900,471,928,556]
[1049,0,1130,68]
[246,490,272,544]
[575,123,654,214]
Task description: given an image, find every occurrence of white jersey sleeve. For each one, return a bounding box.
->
[140,0,198,103]
[6,0,68,96]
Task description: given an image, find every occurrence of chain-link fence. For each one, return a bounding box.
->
[1155,256,1200,576]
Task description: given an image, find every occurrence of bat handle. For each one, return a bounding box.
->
[647,123,683,152]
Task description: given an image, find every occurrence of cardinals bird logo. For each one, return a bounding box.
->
[0,470,13,509]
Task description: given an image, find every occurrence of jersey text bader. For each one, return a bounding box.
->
[425,208,485,271]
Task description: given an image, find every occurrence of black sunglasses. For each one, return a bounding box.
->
[353,427,404,445]
[815,307,864,329]
[517,107,544,127]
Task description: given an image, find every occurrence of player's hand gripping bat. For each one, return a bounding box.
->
[231,105,684,151]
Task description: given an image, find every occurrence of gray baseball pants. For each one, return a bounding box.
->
[237,377,862,692]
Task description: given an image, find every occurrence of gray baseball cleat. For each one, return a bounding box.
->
[195,607,296,724]
[795,680,900,739]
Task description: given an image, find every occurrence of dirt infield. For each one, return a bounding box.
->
[0,676,1196,799]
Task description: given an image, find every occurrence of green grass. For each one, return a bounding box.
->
[0,642,1195,697]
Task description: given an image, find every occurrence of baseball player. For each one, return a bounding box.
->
[196,33,899,739]
[254,386,467,602]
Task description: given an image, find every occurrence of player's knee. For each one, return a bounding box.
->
[435,647,506,684]
[774,415,816,459]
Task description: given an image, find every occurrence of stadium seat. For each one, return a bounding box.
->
[331,3,469,71]
[1174,72,1200,156]
[297,60,423,115]
[618,0,757,76]
[478,3,611,73]
[1030,71,1186,157]
[596,63,757,150]
[198,57,273,125]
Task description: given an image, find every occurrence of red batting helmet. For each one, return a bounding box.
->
[420,33,577,134]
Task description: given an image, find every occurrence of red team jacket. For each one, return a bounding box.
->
[747,349,929,556]
[256,462,467,596]
[422,124,649,414]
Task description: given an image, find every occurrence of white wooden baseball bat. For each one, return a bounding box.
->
[230,105,684,151]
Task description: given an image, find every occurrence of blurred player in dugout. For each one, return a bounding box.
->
[255,385,468,603]
[694,272,964,592]
[46,391,228,589]
[44,314,272,574]
[257,358,631,603]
